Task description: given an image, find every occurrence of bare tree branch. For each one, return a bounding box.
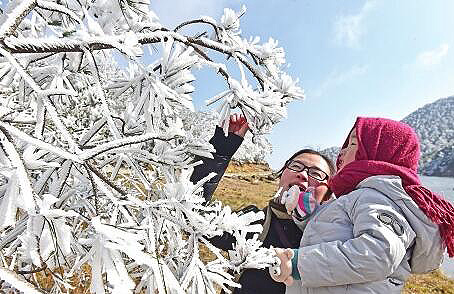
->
[173,18,220,40]
[85,161,127,197]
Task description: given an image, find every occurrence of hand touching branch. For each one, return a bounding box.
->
[228,114,249,137]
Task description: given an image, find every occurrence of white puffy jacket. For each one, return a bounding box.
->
[293,175,444,294]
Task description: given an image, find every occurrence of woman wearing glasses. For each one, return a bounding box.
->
[191,114,335,294]
[271,117,454,294]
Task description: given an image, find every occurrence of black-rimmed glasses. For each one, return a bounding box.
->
[286,160,329,181]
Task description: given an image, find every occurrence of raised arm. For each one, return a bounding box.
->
[190,114,249,202]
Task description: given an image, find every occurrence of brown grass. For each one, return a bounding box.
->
[404,270,454,294]
[40,264,91,293]
[212,176,278,209]
[225,162,271,174]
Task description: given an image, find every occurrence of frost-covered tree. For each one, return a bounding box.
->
[180,110,272,164]
[0,1,304,293]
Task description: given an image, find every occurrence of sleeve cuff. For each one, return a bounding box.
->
[209,126,244,156]
[291,249,301,280]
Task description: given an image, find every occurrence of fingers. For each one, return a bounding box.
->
[228,113,249,137]
[228,114,239,133]
[237,120,249,137]
[229,113,238,124]
[285,248,294,260]
[274,247,285,257]
[270,255,281,277]
[269,249,282,281]
[270,248,299,286]
[280,190,288,205]
[284,276,294,286]
[238,115,247,125]
[223,114,248,127]
[282,185,300,213]
[230,114,246,124]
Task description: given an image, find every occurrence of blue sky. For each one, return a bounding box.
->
[2,1,452,169]
[152,1,454,168]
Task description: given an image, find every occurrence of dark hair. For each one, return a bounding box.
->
[276,148,336,178]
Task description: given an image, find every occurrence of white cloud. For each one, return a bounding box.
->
[333,0,377,48]
[312,65,368,97]
[417,43,449,66]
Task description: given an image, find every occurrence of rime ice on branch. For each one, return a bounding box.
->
[0,1,304,293]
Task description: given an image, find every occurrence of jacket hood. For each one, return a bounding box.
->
[356,175,444,274]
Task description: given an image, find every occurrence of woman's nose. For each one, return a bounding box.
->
[338,149,346,159]
[296,169,309,180]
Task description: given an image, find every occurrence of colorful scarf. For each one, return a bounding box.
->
[328,117,454,257]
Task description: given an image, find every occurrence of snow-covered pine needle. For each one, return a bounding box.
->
[0,3,304,292]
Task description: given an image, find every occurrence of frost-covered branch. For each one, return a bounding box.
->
[36,0,82,23]
[173,17,220,40]
[0,266,43,294]
[0,2,304,293]
[0,0,37,37]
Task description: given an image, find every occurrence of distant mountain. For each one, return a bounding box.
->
[401,96,454,177]
[321,96,454,177]
[320,146,340,167]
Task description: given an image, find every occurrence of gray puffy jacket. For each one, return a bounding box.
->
[293,175,444,294]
